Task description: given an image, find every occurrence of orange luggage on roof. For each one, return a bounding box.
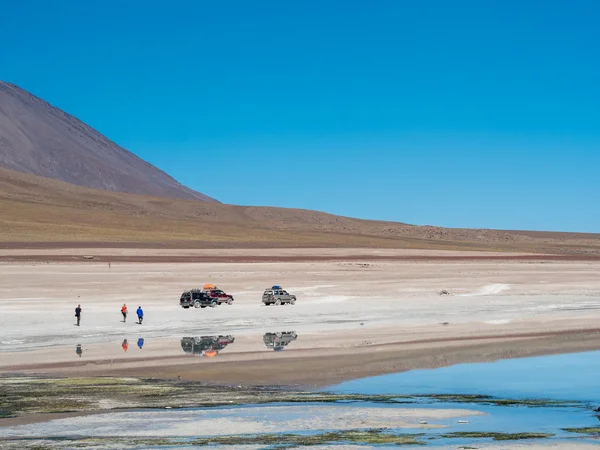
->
[203,283,215,289]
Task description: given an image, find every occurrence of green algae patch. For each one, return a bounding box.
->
[326,429,424,445]
[0,375,418,419]
[443,431,554,441]
[267,392,413,405]
[0,392,93,416]
[563,427,600,435]
[2,430,425,448]
[51,377,141,386]
[424,393,578,408]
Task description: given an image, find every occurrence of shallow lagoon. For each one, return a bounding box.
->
[1,351,599,448]
[334,350,600,403]
[331,350,600,447]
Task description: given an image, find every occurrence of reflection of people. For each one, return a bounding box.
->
[76,344,82,357]
[122,339,128,352]
[75,305,82,326]
[136,306,144,324]
[121,304,128,322]
[137,338,144,349]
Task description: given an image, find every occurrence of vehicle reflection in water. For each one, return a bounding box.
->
[181,335,235,357]
[263,331,298,351]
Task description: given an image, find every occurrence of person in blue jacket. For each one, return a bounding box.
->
[136,306,144,324]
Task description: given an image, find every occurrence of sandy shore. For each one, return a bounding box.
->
[1,248,600,385]
[0,405,483,438]
[432,445,600,450]
[326,446,600,450]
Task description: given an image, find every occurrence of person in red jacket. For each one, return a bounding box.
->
[121,304,128,322]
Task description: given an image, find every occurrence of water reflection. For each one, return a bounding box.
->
[137,338,144,349]
[181,335,235,357]
[334,350,600,403]
[263,331,297,351]
[121,339,128,352]
[75,344,82,357]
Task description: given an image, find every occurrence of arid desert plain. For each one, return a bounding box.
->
[1,247,600,383]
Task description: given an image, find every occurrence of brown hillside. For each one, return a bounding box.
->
[1,166,599,253]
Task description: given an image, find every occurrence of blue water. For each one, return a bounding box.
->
[334,350,600,403]
[324,350,600,445]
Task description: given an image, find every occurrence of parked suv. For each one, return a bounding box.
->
[203,288,234,305]
[263,331,298,351]
[181,335,235,356]
[180,289,218,309]
[262,286,297,305]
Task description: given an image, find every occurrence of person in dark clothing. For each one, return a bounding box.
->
[75,305,82,326]
[136,306,143,324]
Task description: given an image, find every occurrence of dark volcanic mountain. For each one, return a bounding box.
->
[0,81,217,202]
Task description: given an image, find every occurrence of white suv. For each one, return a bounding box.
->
[262,286,297,305]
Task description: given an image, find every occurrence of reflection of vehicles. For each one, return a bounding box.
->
[202,284,234,305]
[263,331,298,351]
[180,289,218,309]
[262,286,297,306]
[181,335,235,357]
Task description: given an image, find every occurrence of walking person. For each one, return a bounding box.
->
[121,304,128,322]
[75,304,82,326]
[136,306,144,325]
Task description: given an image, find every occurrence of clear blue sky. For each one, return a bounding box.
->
[1,0,599,232]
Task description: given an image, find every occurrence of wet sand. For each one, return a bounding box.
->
[433,445,600,450]
[5,325,600,387]
[0,405,483,437]
[1,248,600,386]
[307,446,600,450]
[2,246,600,262]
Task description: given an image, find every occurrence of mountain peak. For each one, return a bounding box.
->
[0,82,217,202]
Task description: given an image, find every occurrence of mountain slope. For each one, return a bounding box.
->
[1,166,600,254]
[0,81,216,202]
